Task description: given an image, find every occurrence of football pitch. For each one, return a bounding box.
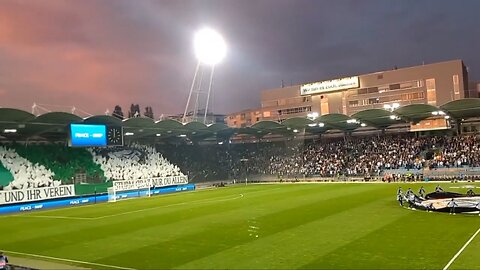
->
[2,182,480,269]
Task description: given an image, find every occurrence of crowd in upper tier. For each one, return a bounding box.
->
[158,134,480,181]
[89,143,184,181]
[0,144,184,190]
[0,146,60,190]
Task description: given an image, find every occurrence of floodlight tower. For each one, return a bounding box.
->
[183,28,227,124]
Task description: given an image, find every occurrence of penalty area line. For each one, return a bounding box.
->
[4,250,136,270]
[443,227,480,270]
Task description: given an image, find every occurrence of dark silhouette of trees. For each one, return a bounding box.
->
[144,106,154,119]
[128,104,141,118]
[112,105,124,120]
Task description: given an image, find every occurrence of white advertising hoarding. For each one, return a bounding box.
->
[0,185,75,205]
[301,76,359,95]
[112,176,189,192]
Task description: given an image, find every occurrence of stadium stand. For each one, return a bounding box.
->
[12,144,106,183]
[159,134,480,181]
[89,143,184,181]
[0,146,59,190]
[0,162,14,188]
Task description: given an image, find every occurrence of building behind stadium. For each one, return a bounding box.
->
[226,59,480,131]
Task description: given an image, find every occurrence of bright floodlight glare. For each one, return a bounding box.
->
[194,28,226,66]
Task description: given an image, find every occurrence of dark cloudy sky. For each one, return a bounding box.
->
[0,0,479,117]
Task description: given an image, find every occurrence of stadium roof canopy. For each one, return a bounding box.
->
[1,98,480,141]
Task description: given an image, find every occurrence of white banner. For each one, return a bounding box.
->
[113,175,189,192]
[0,185,75,205]
[301,76,359,95]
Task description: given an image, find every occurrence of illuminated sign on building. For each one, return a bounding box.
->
[301,76,359,95]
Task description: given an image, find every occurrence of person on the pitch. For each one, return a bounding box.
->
[419,186,426,198]
[426,202,435,212]
[406,188,414,197]
[397,187,403,195]
[435,185,444,192]
[0,251,8,270]
[397,192,404,206]
[447,198,458,215]
[475,201,480,216]
[467,189,475,196]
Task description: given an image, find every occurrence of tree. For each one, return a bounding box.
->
[134,104,141,117]
[112,105,124,120]
[128,104,141,118]
[128,104,135,118]
[144,106,154,119]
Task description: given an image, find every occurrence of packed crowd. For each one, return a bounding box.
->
[158,134,480,181]
[1,134,479,188]
[89,143,184,181]
[0,146,60,190]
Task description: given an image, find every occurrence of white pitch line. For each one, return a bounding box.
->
[11,215,94,220]
[443,227,480,270]
[93,193,244,219]
[4,250,136,270]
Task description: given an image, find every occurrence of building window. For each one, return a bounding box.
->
[453,75,460,95]
[367,87,379,94]
[349,100,359,107]
[368,98,379,104]
[358,88,368,95]
[377,74,383,79]
[389,84,400,90]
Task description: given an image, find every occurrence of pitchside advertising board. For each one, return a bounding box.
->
[0,184,195,214]
[0,185,75,205]
[300,76,359,95]
[113,175,189,192]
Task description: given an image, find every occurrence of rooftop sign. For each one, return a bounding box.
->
[301,76,359,95]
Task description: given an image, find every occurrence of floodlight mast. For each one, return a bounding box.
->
[182,28,226,125]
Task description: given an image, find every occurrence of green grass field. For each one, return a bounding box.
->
[2,182,480,269]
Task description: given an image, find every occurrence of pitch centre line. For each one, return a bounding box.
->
[4,250,136,270]
[443,227,480,270]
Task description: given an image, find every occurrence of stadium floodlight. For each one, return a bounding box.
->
[445,115,450,119]
[384,104,391,110]
[307,112,319,120]
[183,28,227,125]
[318,122,325,127]
[361,123,367,127]
[390,114,400,120]
[347,119,358,124]
[432,111,439,116]
[194,28,227,66]
[125,132,134,136]
[3,129,17,133]
[392,103,400,109]
[308,123,317,127]
[293,129,299,133]
[156,133,161,137]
